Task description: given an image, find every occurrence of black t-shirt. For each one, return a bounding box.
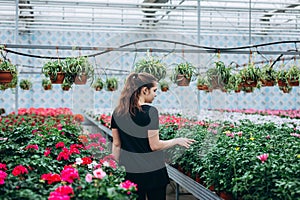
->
[111,104,170,190]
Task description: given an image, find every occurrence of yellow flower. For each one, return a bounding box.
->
[223,130,231,134]
[250,137,255,141]
[297,154,300,158]
[235,147,240,151]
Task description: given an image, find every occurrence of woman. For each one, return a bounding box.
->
[111,72,195,200]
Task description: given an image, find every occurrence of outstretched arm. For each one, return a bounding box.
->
[148,129,195,151]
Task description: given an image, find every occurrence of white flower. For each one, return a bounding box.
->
[76,158,83,165]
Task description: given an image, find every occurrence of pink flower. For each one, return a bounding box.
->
[60,166,79,184]
[266,135,271,139]
[120,180,138,192]
[25,144,39,151]
[93,168,106,179]
[0,170,8,185]
[54,185,74,195]
[85,173,93,183]
[12,165,28,176]
[257,153,269,163]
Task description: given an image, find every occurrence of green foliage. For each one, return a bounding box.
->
[239,63,261,83]
[260,64,277,81]
[286,65,300,80]
[92,77,104,90]
[206,61,231,88]
[19,79,33,90]
[172,62,197,81]
[134,55,167,81]
[105,77,118,91]
[42,60,66,81]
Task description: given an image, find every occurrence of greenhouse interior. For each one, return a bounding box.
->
[0,0,299,199]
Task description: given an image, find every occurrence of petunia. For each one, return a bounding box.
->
[85,173,93,183]
[93,168,106,179]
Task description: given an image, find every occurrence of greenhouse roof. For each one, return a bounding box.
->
[0,0,299,37]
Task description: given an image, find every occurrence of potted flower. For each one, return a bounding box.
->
[42,78,52,90]
[159,80,170,92]
[286,65,300,86]
[196,75,209,91]
[65,56,94,85]
[239,63,261,87]
[19,79,32,90]
[134,54,167,81]
[260,64,277,87]
[105,77,118,91]
[61,81,72,91]
[0,58,17,84]
[171,62,197,86]
[42,59,66,84]
[92,77,104,91]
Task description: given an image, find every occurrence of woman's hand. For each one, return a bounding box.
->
[175,138,196,148]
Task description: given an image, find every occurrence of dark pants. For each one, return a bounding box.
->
[137,186,167,200]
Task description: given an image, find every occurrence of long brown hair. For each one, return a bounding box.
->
[115,72,157,116]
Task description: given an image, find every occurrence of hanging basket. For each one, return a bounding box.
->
[243,79,257,87]
[176,74,191,86]
[50,72,65,84]
[277,80,287,87]
[0,71,13,84]
[95,86,103,91]
[197,85,209,91]
[287,78,299,86]
[261,80,275,87]
[161,87,169,92]
[74,74,88,85]
[43,85,52,90]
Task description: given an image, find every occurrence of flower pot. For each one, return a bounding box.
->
[43,85,52,90]
[243,80,257,87]
[176,74,190,86]
[161,87,169,92]
[277,80,287,87]
[261,80,275,87]
[74,74,87,85]
[95,86,103,91]
[0,71,13,83]
[219,191,233,200]
[287,78,299,86]
[62,86,71,91]
[50,72,65,84]
[197,85,209,90]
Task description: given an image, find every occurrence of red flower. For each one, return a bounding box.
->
[0,163,7,171]
[81,157,92,165]
[44,148,52,157]
[12,165,28,176]
[57,148,70,161]
[54,185,74,195]
[25,144,39,151]
[55,142,65,149]
[41,173,61,184]
[120,180,138,191]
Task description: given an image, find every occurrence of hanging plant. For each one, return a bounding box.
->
[196,75,209,91]
[61,81,72,91]
[134,54,167,81]
[0,58,17,84]
[286,65,300,86]
[206,61,231,90]
[92,78,104,91]
[260,64,277,87]
[105,77,118,91]
[42,59,66,84]
[19,79,32,90]
[239,63,261,87]
[276,69,288,87]
[159,80,170,92]
[171,62,197,86]
[42,78,52,90]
